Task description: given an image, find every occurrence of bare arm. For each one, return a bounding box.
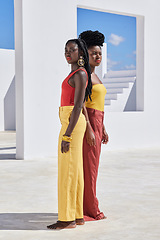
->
[102,124,109,144]
[82,105,96,146]
[61,70,87,153]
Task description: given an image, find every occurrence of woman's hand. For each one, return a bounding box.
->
[86,125,96,146]
[102,125,109,144]
[61,140,70,153]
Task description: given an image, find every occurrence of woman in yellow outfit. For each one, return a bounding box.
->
[47,38,92,230]
[79,30,109,221]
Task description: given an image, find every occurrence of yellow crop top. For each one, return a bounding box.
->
[85,84,107,112]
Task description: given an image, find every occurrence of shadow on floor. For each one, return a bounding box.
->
[0,154,16,160]
[0,213,58,230]
[0,147,16,151]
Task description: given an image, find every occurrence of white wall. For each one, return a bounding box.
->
[14,0,160,159]
[0,49,15,131]
[14,0,77,159]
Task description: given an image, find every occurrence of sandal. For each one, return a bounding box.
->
[76,218,85,225]
[47,220,76,230]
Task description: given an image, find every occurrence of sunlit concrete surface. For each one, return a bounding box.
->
[0,131,160,240]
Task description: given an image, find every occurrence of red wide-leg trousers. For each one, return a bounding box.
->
[83,107,105,220]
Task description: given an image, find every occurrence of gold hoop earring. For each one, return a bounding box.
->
[77,56,85,67]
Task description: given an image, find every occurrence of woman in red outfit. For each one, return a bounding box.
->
[47,39,92,230]
[79,30,109,220]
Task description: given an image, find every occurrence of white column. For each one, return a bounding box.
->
[136,15,144,111]
[14,0,77,159]
[14,0,24,159]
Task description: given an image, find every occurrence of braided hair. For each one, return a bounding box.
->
[79,30,105,48]
[65,38,92,101]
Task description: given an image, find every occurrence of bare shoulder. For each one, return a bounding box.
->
[73,68,87,83]
[75,68,87,78]
[92,73,102,84]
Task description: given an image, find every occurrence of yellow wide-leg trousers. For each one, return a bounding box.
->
[58,106,86,221]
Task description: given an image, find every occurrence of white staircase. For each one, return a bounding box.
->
[103,70,136,111]
[95,44,136,112]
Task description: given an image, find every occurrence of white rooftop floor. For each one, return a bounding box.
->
[0,131,160,240]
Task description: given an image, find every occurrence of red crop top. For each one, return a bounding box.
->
[60,68,88,107]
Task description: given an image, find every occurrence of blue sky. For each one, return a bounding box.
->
[0,0,14,49]
[77,8,136,71]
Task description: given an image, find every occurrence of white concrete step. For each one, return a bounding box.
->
[104,82,134,111]
[104,70,136,78]
[105,94,117,100]
[103,77,136,83]
[104,82,129,88]
[106,88,123,94]
[105,99,111,105]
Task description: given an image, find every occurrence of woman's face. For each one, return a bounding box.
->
[88,46,102,67]
[65,42,79,64]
